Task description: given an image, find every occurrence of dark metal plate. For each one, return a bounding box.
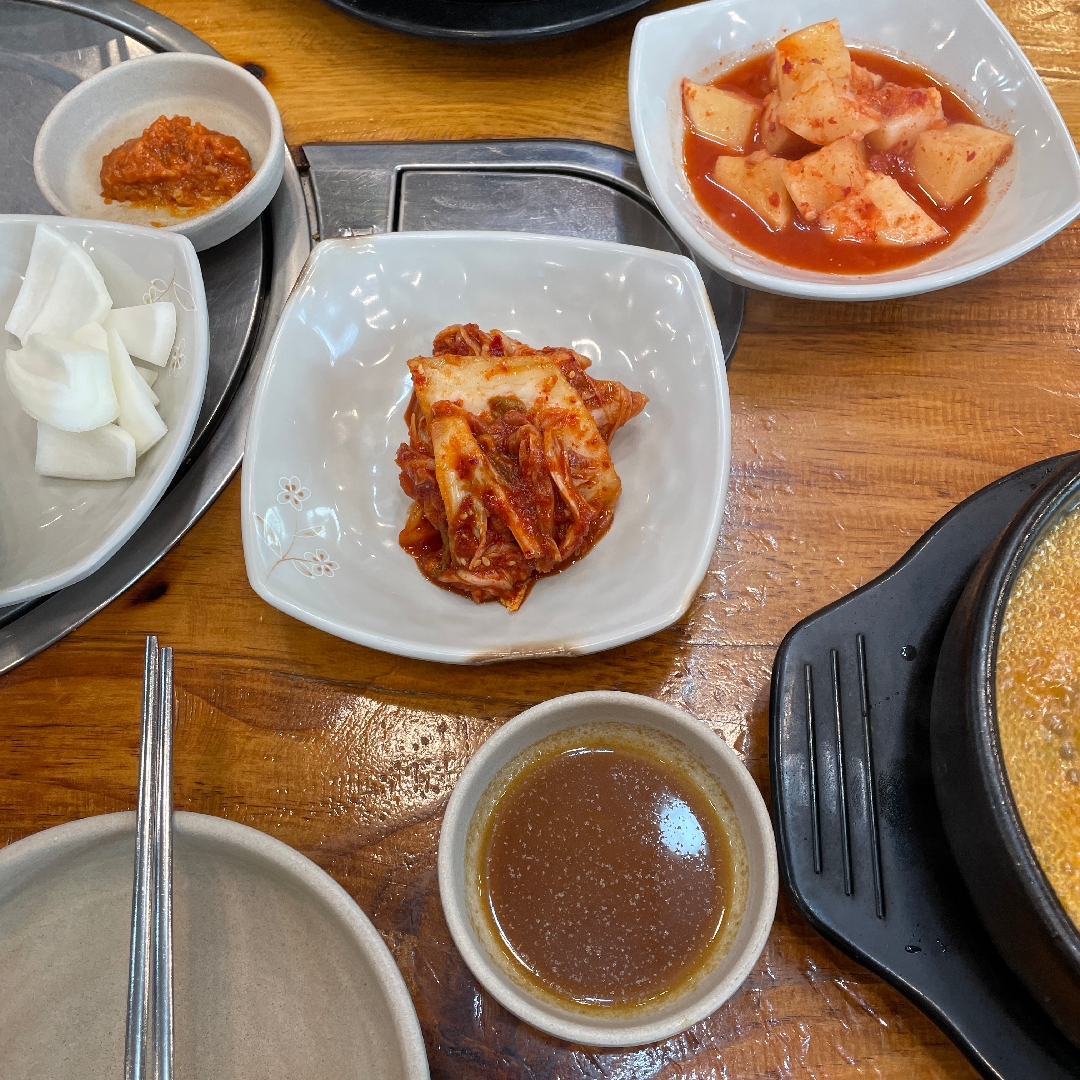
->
[0,0,312,671]
[315,0,654,44]
[0,4,149,214]
[770,453,1080,1080]
[301,139,745,361]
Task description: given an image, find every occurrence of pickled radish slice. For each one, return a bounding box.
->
[5,333,119,431]
[35,422,136,480]
[90,246,149,308]
[106,327,167,455]
[5,226,112,345]
[104,302,176,367]
[3,228,186,483]
[135,367,160,407]
[70,320,109,352]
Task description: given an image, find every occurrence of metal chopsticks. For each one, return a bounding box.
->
[125,635,174,1080]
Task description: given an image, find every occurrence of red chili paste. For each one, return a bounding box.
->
[100,114,253,216]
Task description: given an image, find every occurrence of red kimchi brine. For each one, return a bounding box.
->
[395,324,648,610]
[681,19,1015,273]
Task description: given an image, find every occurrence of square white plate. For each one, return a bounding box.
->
[0,216,208,606]
[241,231,730,664]
[629,0,1080,300]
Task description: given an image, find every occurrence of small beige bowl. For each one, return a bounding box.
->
[33,53,285,252]
[438,691,778,1046]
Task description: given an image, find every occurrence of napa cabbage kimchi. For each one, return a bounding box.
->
[395,324,648,610]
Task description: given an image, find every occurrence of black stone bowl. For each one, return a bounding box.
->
[930,452,1080,1048]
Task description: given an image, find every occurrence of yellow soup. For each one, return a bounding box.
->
[997,506,1080,927]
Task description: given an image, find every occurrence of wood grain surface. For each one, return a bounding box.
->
[3,0,1080,1076]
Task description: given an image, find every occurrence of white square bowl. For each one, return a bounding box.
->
[241,231,730,664]
[0,216,208,607]
[629,0,1080,300]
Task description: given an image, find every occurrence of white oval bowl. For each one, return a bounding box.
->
[437,691,778,1046]
[0,215,208,607]
[33,53,285,252]
[629,0,1080,300]
[0,811,429,1079]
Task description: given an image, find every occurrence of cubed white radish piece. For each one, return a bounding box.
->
[775,19,851,102]
[5,333,118,431]
[782,135,868,222]
[682,80,762,153]
[912,123,1015,207]
[104,303,176,367]
[106,327,167,456]
[713,151,795,231]
[70,321,109,352]
[867,84,944,154]
[91,246,151,308]
[36,422,136,480]
[134,366,160,406]
[849,63,884,94]
[5,225,112,345]
[779,70,881,145]
[820,173,946,245]
[761,91,813,157]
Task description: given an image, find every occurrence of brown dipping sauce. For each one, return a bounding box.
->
[684,49,989,273]
[471,724,748,1011]
[100,114,254,217]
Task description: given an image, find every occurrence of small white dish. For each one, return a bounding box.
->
[0,215,208,608]
[34,53,285,252]
[0,811,429,1079]
[241,231,730,665]
[629,0,1080,300]
[437,691,778,1045]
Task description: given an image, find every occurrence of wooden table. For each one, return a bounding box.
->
[3,0,1079,1076]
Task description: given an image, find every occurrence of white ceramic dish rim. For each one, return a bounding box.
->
[628,0,1080,300]
[240,230,730,665]
[437,691,779,1046]
[32,53,285,248]
[0,214,209,607]
[0,809,431,1079]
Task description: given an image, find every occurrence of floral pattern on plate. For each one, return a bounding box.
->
[255,476,341,579]
[144,275,196,375]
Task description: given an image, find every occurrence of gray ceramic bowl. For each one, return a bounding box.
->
[33,53,285,252]
[438,691,777,1046]
[0,811,429,1078]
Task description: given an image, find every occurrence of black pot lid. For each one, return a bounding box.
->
[316,0,655,43]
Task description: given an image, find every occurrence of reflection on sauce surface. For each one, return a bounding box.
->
[684,49,988,274]
[471,724,747,1011]
[997,506,1080,928]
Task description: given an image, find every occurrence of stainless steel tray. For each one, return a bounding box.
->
[300,140,745,359]
[0,0,313,674]
[0,5,744,674]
